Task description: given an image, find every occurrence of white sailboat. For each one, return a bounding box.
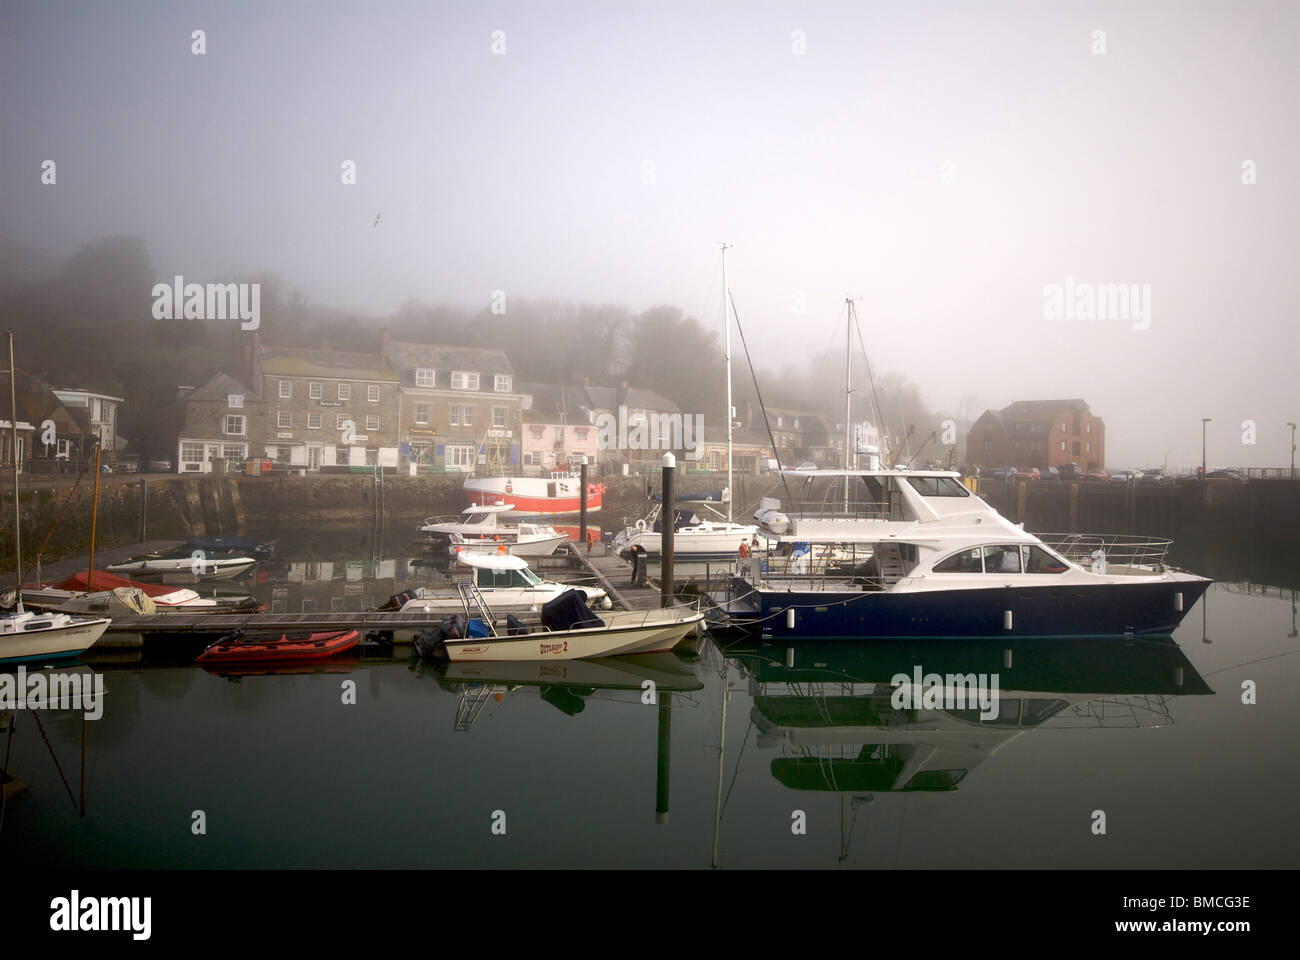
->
[613,243,761,560]
[1,330,109,664]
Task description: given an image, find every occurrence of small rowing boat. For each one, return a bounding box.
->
[195,628,360,665]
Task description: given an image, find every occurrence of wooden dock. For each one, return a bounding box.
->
[102,609,457,637]
[568,542,664,611]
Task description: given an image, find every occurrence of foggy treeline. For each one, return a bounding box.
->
[0,235,948,461]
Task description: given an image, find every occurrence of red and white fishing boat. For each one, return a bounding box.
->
[463,472,604,516]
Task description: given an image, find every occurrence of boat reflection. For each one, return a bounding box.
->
[712,636,1212,864]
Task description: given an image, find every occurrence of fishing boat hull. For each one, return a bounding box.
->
[195,629,361,664]
[441,609,704,662]
[464,475,603,515]
[0,616,111,664]
[449,532,568,558]
[719,574,1212,641]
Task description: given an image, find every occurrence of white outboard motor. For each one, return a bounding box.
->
[754,497,790,535]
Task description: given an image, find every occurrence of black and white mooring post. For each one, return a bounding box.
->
[577,455,589,553]
[660,451,675,608]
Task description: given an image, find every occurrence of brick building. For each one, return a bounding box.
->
[966,399,1105,472]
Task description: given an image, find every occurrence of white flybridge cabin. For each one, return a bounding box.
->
[711,468,1211,641]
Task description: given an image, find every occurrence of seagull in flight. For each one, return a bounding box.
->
[373,214,382,227]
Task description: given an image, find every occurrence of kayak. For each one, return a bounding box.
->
[195,628,360,664]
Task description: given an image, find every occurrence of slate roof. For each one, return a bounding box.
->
[260,346,399,382]
[184,372,259,404]
[385,341,513,387]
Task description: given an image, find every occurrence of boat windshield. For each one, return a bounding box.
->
[520,567,542,586]
[905,476,970,498]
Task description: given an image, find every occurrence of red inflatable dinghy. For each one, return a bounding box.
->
[195,628,360,664]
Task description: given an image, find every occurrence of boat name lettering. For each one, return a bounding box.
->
[539,640,568,655]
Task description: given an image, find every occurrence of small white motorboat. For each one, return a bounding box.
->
[419,504,568,557]
[380,552,611,613]
[106,546,256,579]
[422,584,703,663]
[0,607,111,665]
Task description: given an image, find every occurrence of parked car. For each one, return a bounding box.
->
[1204,469,1246,480]
[992,467,1018,480]
[115,456,140,474]
[1022,468,1041,480]
[1082,469,1108,481]
[1042,467,1060,481]
[1108,472,1134,483]
[147,458,174,472]
[1138,468,1175,485]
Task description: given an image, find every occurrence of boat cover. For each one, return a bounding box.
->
[540,589,604,631]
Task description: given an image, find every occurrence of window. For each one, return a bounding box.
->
[446,443,475,469]
[1060,441,1066,452]
[906,476,970,497]
[1072,441,1081,456]
[366,414,380,432]
[308,412,322,430]
[367,384,380,402]
[279,381,292,398]
[1086,442,1092,452]
[222,444,245,459]
[224,415,245,435]
[408,441,433,464]
[933,548,982,573]
[278,411,292,428]
[452,372,479,390]
[309,382,322,399]
[451,405,475,427]
[984,544,1021,573]
[1012,439,1021,449]
[1061,422,1067,432]
[984,440,993,451]
[776,417,783,427]
[181,441,204,463]
[228,394,243,408]
[337,383,351,400]
[492,406,507,429]
[631,408,646,423]
[529,425,545,437]
[336,414,348,430]
[414,402,431,425]
[336,445,351,463]
[365,448,378,465]
[275,446,292,463]
[495,374,512,392]
[708,451,720,470]
[415,369,434,388]
[1021,545,1068,574]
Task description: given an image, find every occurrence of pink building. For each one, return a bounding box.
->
[519,383,600,471]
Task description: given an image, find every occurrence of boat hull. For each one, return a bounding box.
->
[725,577,1212,641]
[449,533,568,558]
[464,476,603,515]
[0,618,110,664]
[442,610,703,662]
[195,629,361,664]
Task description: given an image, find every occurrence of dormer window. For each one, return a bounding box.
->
[452,372,480,391]
[495,374,512,392]
[415,369,434,388]
[228,394,243,408]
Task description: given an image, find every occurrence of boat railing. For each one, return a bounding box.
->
[1036,534,1173,572]
[457,580,501,636]
[421,514,467,528]
[786,499,895,522]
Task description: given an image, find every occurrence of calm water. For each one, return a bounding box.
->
[2,529,1298,868]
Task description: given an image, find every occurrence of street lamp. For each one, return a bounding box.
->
[1201,418,1211,477]
[1288,422,1296,480]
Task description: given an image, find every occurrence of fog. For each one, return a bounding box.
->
[2,0,1296,469]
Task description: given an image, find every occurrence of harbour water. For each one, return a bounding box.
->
[2,528,1297,868]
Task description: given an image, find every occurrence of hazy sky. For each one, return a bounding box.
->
[2,0,1297,469]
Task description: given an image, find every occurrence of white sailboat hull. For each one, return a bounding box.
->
[0,616,111,664]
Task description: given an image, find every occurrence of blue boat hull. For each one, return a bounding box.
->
[736,578,1211,641]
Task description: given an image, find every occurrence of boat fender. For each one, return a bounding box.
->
[635,519,647,532]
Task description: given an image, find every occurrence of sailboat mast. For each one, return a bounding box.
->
[721,242,733,526]
[8,331,22,611]
[844,299,853,508]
